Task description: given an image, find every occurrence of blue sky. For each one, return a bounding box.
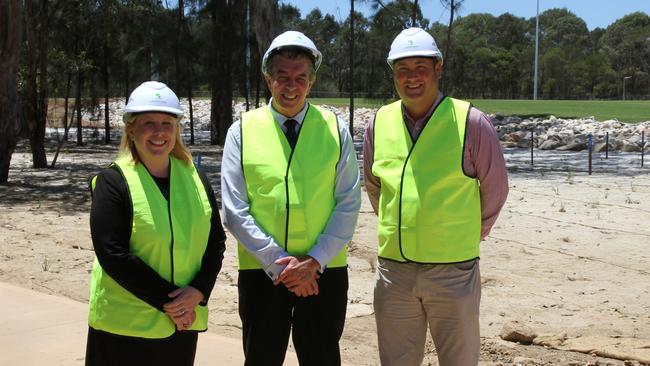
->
[283,0,650,30]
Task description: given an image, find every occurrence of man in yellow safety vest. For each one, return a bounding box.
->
[363,27,509,366]
[221,31,361,366]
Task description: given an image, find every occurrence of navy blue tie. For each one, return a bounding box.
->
[284,119,298,149]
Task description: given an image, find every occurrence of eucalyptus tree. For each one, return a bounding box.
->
[23,0,50,166]
[367,0,422,27]
[601,12,650,99]
[297,9,342,94]
[334,11,370,94]
[439,0,464,90]
[0,0,22,183]
[206,0,246,145]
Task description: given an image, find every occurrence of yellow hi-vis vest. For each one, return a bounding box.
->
[372,97,481,263]
[88,155,212,338]
[238,105,347,269]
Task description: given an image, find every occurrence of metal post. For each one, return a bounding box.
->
[533,0,539,100]
[530,128,534,166]
[623,76,632,100]
[587,134,594,175]
[349,0,355,135]
[642,131,645,168]
[605,132,609,159]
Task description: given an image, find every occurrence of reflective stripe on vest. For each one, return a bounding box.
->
[372,97,481,263]
[239,105,346,269]
[88,155,212,338]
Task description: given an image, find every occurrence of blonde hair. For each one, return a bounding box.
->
[119,113,193,165]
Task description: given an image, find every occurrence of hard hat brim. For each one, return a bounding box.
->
[263,46,322,73]
[387,50,443,67]
[124,105,184,117]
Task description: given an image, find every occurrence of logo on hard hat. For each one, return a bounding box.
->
[155,92,161,99]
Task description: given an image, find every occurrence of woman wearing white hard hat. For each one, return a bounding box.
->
[85,81,226,365]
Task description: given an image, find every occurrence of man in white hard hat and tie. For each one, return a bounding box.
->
[363,27,509,365]
[221,31,360,366]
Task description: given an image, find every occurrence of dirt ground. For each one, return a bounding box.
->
[1,142,649,365]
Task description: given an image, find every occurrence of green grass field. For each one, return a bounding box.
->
[469,99,649,123]
[309,98,650,123]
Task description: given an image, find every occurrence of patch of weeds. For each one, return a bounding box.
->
[565,171,574,184]
[625,195,640,204]
[552,185,560,196]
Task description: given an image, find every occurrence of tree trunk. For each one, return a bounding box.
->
[76,71,84,146]
[24,0,48,168]
[186,45,195,145]
[442,0,463,93]
[51,89,76,168]
[0,0,22,183]
[63,73,71,141]
[255,61,261,108]
[254,0,280,107]
[124,64,130,103]
[412,0,418,26]
[188,83,195,145]
[175,0,183,92]
[209,0,234,145]
[102,1,110,144]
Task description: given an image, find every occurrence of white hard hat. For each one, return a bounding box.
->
[387,27,443,68]
[124,81,183,117]
[262,31,322,73]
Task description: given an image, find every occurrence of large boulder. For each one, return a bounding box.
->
[557,141,587,151]
[499,321,537,344]
[592,142,612,153]
[621,140,642,152]
[539,138,563,150]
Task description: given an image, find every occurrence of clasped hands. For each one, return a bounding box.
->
[273,255,321,297]
[163,286,204,331]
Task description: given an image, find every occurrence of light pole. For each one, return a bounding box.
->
[623,76,632,100]
[533,0,539,100]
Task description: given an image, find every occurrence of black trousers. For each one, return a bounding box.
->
[85,327,198,366]
[238,267,348,366]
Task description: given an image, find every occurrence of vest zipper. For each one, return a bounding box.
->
[167,167,175,286]
[167,198,175,286]
[284,148,296,251]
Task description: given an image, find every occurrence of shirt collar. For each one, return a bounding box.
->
[268,98,309,127]
[402,93,444,125]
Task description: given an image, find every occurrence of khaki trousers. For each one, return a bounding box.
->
[373,258,481,366]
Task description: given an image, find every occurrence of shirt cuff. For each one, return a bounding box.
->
[263,254,288,281]
[307,247,328,273]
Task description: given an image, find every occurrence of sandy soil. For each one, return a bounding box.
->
[1,142,649,365]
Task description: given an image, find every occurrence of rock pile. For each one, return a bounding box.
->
[84,100,650,152]
[493,115,650,153]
